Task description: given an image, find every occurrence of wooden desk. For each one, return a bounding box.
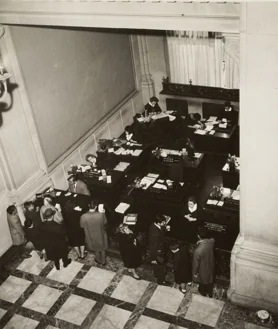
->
[202,187,239,250]
[222,161,240,190]
[188,124,237,155]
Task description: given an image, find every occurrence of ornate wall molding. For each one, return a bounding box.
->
[223,32,240,69]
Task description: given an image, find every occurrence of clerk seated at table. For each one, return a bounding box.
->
[184,113,205,129]
[222,102,238,124]
[86,154,98,169]
[124,125,137,143]
[144,96,162,116]
[68,175,90,196]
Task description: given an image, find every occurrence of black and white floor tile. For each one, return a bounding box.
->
[0,250,277,329]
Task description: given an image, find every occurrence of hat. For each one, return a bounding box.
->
[43,208,56,219]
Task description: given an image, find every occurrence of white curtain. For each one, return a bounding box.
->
[224,52,239,89]
[166,31,225,87]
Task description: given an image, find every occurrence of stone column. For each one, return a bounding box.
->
[228,3,278,313]
[137,34,155,105]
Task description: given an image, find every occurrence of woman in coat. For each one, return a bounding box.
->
[24,218,45,258]
[181,196,202,244]
[41,208,71,270]
[170,243,192,293]
[116,224,141,279]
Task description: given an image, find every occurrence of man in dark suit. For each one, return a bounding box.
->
[148,214,170,285]
[192,227,215,297]
[144,96,162,116]
[68,175,90,196]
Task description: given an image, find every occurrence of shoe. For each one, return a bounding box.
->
[158,281,171,286]
[63,259,72,268]
[179,287,187,294]
[131,273,141,280]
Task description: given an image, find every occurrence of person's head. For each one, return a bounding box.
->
[7,205,17,216]
[25,218,33,229]
[90,200,98,211]
[154,214,166,227]
[224,101,231,110]
[68,175,77,184]
[24,201,35,212]
[150,96,159,106]
[197,226,210,241]
[187,196,197,208]
[193,113,201,121]
[86,154,97,166]
[43,197,53,207]
[125,125,133,135]
[169,243,179,253]
[43,208,56,221]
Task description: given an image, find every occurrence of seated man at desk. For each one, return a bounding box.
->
[184,113,205,129]
[222,102,238,124]
[144,96,162,116]
[86,154,98,169]
[68,175,90,196]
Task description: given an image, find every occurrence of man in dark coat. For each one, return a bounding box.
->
[192,227,215,297]
[148,214,170,285]
[144,96,162,115]
[170,243,192,294]
[42,208,71,270]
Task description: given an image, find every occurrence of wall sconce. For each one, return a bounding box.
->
[0,25,12,101]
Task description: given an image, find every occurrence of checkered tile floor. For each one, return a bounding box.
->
[0,251,275,329]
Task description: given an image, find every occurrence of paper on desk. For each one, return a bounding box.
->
[157,179,164,183]
[140,176,156,189]
[222,187,231,197]
[205,125,213,132]
[194,153,202,158]
[114,162,130,171]
[153,183,167,190]
[219,123,227,128]
[217,201,224,207]
[170,150,181,156]
[56,191,62,196]
[107,176,112,183]
[207,116,218,122]
[168,114,176,122]
[114,147,124,155]
[74,206,82,211]
[115,202,130,214]
[207,199,218,205]
[133,149,143,156]
[222,163,229,171]
[236,185,240,191]
[65,192,72,197]
[147,173,159,179]
[231,190,240,200]
[108,148,114,153]
[209,130,215,135]
[194,129,207,135]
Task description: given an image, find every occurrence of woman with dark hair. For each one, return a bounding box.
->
[124,125,137,143]
[85,154,98,168]
[181,196,201,244]
[184,113,205,129]
[116,224,141,279]
[144,96,162,115]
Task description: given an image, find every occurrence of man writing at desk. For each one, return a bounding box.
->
[184,113,205,129]
[144,96,162,116]
[68,175,90,196]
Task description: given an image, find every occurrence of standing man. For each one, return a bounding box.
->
[80,200,108,265]
[68,175,90,196]
[144,96,162,116]
[192,227,215,298]
[148,214,170,285]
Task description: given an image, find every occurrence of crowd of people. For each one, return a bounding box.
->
[6,95,219,296]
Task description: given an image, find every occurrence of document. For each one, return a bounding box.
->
[56,191,62,196]
[209,130,215,135]
[207,116,218,122]
[133,149,143,156]
[205,125,213,132]
[195,129,207,135]
[115,202,130,214]
[107,176,112,183]
[65,192,72,197]
[74,206,82,211]
[114,147,124,155]
[153,183,167,190]
[114,162,130,171]
[123,214,138,225]
[231,190,240,200]
[207,199,218,205]
[219,123,227,128]
[140,176,156,189]
[108,148,114,153]
[217,201,224,207]
[147,173,159,179]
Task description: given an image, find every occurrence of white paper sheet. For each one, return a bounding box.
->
[207,116,218,122]
[194,129,207,135]
[133,149,143,156]
[56,191,62,196]
[115,202,130,214]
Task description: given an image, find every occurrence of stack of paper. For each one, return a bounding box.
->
[115,202,130,214]
[114,162,130,172]
[195,129,207,135]
[205,125,214,132]
[140,176,156,189]
[170,150,181,156]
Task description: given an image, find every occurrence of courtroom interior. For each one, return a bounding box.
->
[0,2,277,329]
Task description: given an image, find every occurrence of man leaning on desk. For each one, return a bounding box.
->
[144,96,162,116]
[68,175,90,196]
